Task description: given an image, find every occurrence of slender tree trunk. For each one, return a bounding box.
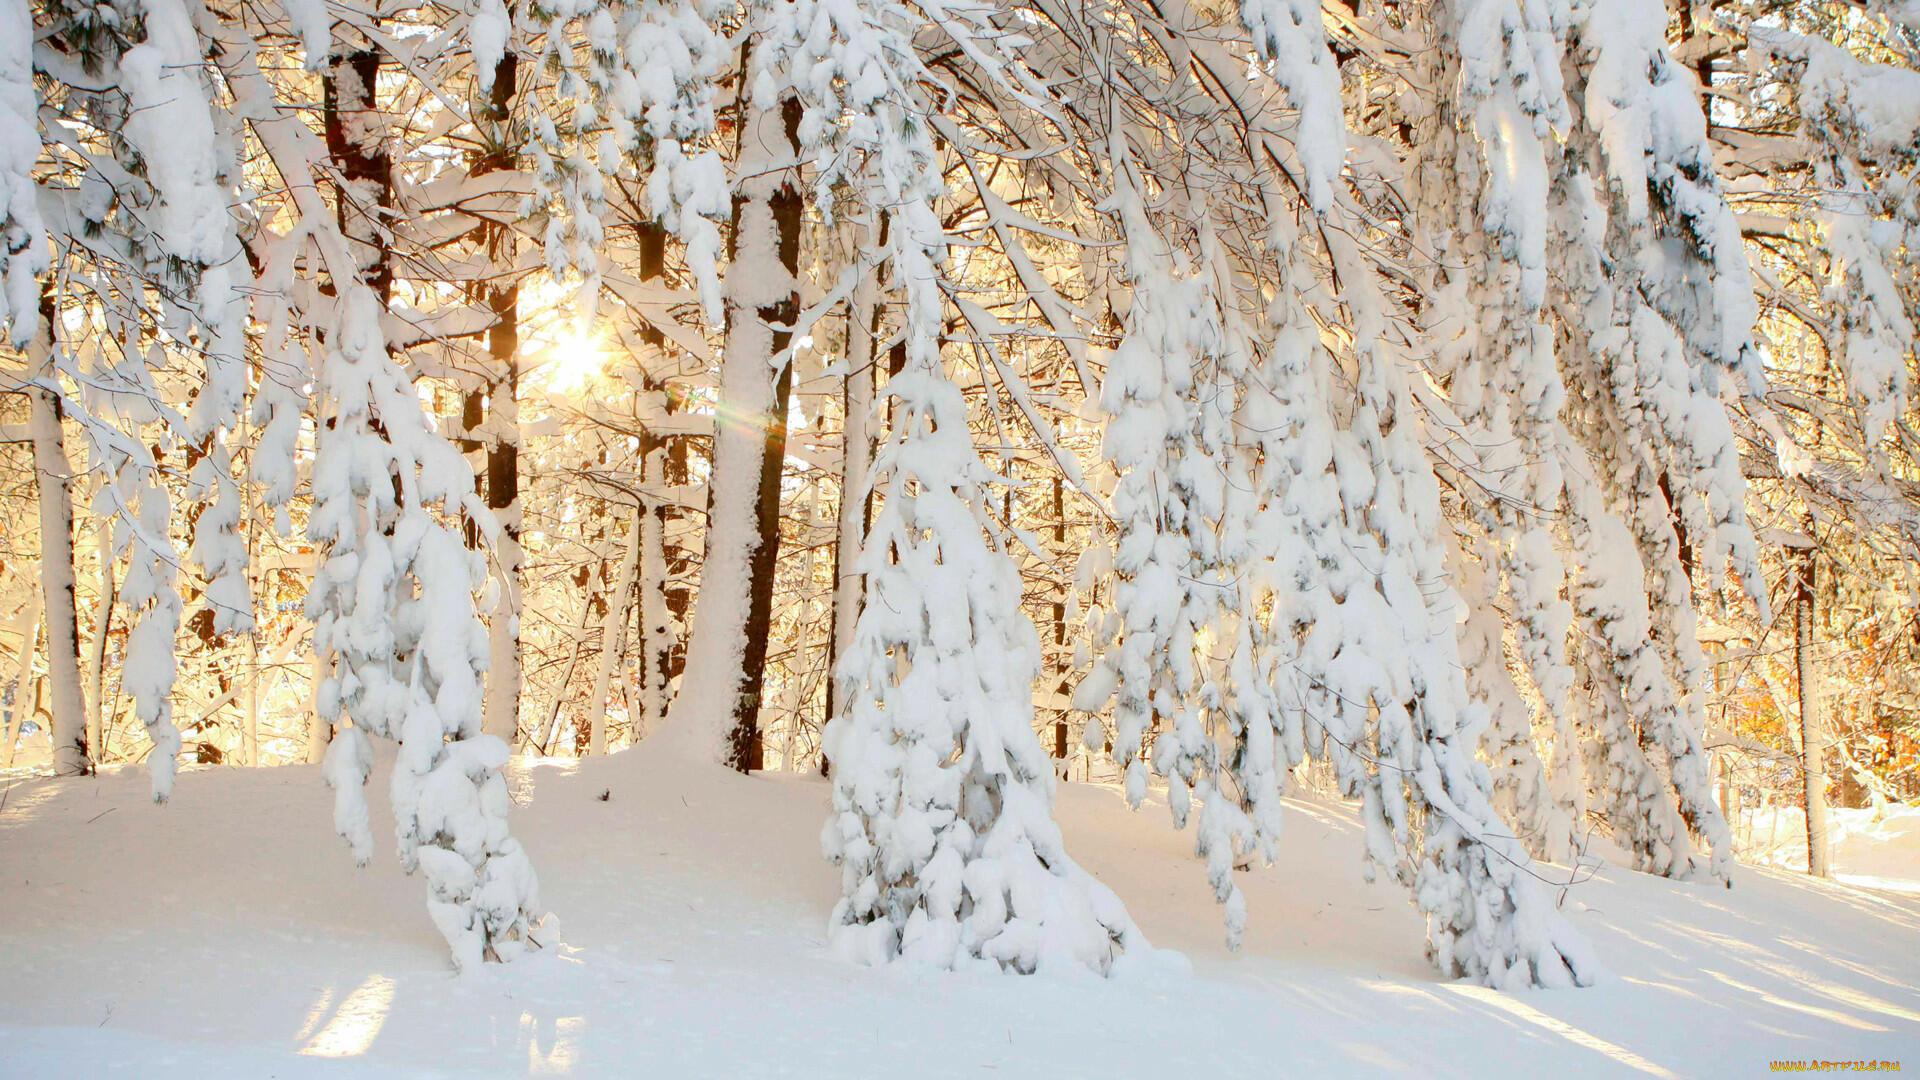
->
[28,302,90,775]
[1051,470,1068,762]
[1712,659,1732,825]
[84,517,113,759]
[540,587,597,755]
[673,82,803,771]
[635,221,674,736]
[1796,545,1831,878]
[825,224,883,732]
[243,631,260,766]
[2,594,42,769]
[241,433,261,768]
[639,484,670,736]
[306,645,331,764]
[475,54,523,747]
[586,506,643,754]
[783,486,821,769]
[663,389,692,692]
[483,325,522,747]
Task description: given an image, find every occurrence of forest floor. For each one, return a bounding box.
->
[2,745,1918,1077]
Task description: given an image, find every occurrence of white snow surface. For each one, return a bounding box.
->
[1741,804,1920,894]
[3,746,1918,1076]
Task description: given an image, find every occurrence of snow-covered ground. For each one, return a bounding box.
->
[1737,803,1920,894]
[2,746,1918,1077]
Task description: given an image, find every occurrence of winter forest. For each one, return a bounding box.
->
[3,0,1920,1072]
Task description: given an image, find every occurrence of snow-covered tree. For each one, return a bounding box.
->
[1543,0,1766,881]
[0,0,44,348]
[208,12,551,970]
[1074,150,1270,946]
[668,20,803,770]
[809,0,1145,973]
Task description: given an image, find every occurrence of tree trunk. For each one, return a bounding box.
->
[663,388,692,692]
[540,587,596,755]
[84,518,114,760]
[28,302,90,775]
[1796,545,1831,878]
[2,594,42,769]
[586,506,643,754]
[635,221,674,736]
[241,436,261,768]
[306,646,330,764]
[476,54,523,747]
[323,41,395,301]
[783,487,821,769]
[482,320,522,747]
[673,84,802,771]
[825,223,883,732]
[1836,736,1868,809]
[244,625,260,767]
[1051,470,1068,762]
[639,481,670,737]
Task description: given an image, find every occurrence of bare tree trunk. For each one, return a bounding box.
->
[483,336,522,748]
[663,394,692,695]
[85,518,113,760]
[540,588,597,755]
[673,81,802,772]
[634,221,674,737]
[28,302,90,775]
[586,506,643,754]
[1712,642,1731,824]
[1796,545,1831,878]
[306,646,331,764]
[639,484,670,737]
[1051,470,1069,763]
[2,594,42,769]
[476,54,523,748]
[243,633,260,766]
[824,222,883,733]
[241,430,261,768]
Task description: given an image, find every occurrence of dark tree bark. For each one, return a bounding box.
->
[323,42,394,302]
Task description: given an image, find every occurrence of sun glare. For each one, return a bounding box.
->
[300,975,396,1059]
[542,324,609,394]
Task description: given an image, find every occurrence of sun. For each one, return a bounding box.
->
[540,322,608,394]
